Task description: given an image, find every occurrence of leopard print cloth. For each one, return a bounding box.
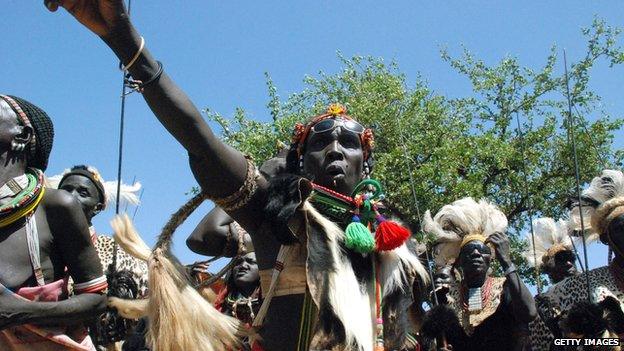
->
[530,266,624,350]
[95,235,149,298]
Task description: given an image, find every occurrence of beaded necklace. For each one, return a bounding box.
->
[0,168,45,228]
[225,289,261,325]
[460,277,494,312]
[309,179,411,351]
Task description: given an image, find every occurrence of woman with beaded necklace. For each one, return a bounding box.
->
[0,95,107,350]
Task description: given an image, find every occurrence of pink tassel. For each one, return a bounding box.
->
[375,215,411,251]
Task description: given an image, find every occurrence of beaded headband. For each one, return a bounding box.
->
[291,104,374,161]
[0,95,37,161]
[60,166,107,208]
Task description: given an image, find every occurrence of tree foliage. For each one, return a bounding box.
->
[203,18,623,287]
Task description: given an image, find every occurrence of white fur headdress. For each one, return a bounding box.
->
[47,166,141,210]
[569,169,624,242]
[523,217,578,268]
[422,197,508,268]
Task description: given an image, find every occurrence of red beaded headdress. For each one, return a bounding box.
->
[291,104,374,160]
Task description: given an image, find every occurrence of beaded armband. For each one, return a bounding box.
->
[210,157,259,212]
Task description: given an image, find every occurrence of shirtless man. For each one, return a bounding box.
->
[46,2,427,349]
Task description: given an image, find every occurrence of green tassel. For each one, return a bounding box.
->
[345,215,375,253]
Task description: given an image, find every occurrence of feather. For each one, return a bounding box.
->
[570,170,624,240]
[47,169,142,210]
[583,170,624,204]
[424,197,507,268]
[523,218,578,268]
[45,173,66,189]
[103,180,142,208]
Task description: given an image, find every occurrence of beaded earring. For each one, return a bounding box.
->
[11,140,25,152]
[298,155,304,172]
[363,161,371,179]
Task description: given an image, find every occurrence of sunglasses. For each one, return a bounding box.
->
[310,117,365,135]
[460,241,492,256]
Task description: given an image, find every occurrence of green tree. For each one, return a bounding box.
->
[203,18,623,287]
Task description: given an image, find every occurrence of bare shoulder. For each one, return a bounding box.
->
[42,188,80,211]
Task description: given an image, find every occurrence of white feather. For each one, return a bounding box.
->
[424,197,508,267]
[103,180,142,207]
[569,169,624,241]
[583,170,624,204]
[523,217,578,267]
[46,170,141,210]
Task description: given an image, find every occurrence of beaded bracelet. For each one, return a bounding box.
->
[210,157,259,212]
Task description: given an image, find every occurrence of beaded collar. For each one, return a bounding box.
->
[0,168,45,228]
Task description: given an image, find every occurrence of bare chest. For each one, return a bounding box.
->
[0,208,63,290]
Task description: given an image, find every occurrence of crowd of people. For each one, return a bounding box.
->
[0,1,623,350]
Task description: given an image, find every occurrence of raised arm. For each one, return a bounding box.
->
[186,206,253,257]
[45,0,267,230]
[487,232,537,323]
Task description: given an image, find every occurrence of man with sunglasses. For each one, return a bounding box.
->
[420,198,536,351]
[46,1,428,350]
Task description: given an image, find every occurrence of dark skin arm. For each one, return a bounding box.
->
[0,291,106,330]
[45,0,268,233]
[186,206,252,257]
[0,190,106,330]
[486,232,537,323]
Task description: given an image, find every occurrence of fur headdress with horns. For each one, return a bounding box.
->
[422,197,508,268]
[569,169,624,243]
[523,217,579,269]
[47,165,141,210]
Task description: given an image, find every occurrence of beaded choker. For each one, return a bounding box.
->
[0,168,46,228]
[309,179,411,253]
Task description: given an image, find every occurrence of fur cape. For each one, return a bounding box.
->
[265,174,429,351]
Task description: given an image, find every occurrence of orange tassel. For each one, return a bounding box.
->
[375,215,410,251]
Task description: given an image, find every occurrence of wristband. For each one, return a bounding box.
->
[503,263,517,276]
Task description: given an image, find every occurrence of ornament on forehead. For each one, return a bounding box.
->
[291,103,375,161]
[47,165,141,211]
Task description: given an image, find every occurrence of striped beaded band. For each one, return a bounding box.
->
[74,275,108,294]
[0,169,46,228]
[0,95,37,159]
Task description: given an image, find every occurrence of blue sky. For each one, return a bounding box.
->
[1,1,622,289]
